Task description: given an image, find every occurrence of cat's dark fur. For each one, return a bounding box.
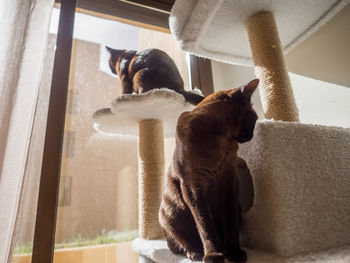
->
[159,79,259,263]
[106,47,204,105]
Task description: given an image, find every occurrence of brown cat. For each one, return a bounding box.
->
[106,47,204,105]
[158,79,259,263]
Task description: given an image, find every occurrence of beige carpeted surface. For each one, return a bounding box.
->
[238,120,350,256]
[132,238,350,263]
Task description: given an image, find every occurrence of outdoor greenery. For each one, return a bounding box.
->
[14,229,139,254]
[14,242,33,254]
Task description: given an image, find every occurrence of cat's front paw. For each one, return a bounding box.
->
[225,247,247,263]
[185,250,202,261]
[203,252,225,263]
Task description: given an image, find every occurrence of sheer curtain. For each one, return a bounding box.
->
[0,0,54,262]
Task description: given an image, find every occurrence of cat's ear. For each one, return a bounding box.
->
[105,46,125,62]
[106,46,118,74]
[105,46,122,57]
[106,46,114,54]
[239,79,259,99]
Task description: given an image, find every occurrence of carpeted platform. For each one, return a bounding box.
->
[169,0,350,66]
[132,238,350,263]
[92,88,196,137]
[238,120,350,256]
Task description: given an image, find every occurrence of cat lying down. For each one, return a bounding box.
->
[106,47,205,105]
[159,79,259,263]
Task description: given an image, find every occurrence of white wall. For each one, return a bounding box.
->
[211,61,350,128]
[291,73,350,128]
[285,4,350,88]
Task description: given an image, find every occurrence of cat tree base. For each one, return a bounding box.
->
[238,120,350,256]
[132,238,350,263]
[132,120,350,263]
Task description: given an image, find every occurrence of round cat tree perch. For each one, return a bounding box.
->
[93,89,195,239]
[169,0,349,122]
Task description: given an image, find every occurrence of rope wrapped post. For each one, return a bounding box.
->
[93,90,196,240]
[246,11,300,122]
[138,119,165,239]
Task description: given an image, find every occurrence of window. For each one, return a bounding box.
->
[11,1,213,262]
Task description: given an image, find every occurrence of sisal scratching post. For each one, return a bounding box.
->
[93,89,196,240]
[246,11,299,122]
[138,119,164,239]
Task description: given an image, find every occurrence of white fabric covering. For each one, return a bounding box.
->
[238,120,350,256]
[93,89,195,137]
[169,0,350,65]
[0,0,54,261]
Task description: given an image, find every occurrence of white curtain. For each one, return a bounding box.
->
[0,0,54,262]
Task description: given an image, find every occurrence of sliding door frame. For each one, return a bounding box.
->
[32,0,77,262]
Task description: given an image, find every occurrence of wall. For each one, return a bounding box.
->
[290,73,350,127]
[211,60,350,128]
[285,3,350,88]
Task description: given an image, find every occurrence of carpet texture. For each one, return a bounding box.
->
[133,238,350,263]
[238,120,350,256]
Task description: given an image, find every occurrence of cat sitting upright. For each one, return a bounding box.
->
[159,79,259,263]
[106,47,204,105]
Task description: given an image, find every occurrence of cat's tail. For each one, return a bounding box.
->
[178,90,205,105]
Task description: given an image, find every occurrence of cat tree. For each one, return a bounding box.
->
[131,0,350,262]
[93,89,195,240]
